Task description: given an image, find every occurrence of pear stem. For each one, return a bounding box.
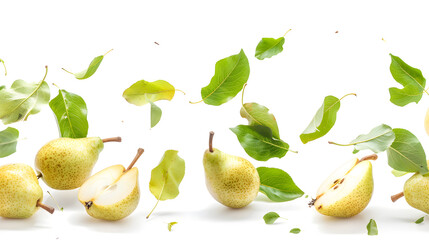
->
[37,202,55,214]
[358,154,378,164]
[36,173,42,179]
[102,137,122,143]
[391,192,404,202]
[209,131,214,153]
[126,148,144,171]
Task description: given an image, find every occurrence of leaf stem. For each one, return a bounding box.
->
[282,29,292,37]
[37,201,55,214]
[209,131,214,152]
[52,83,61,89]
[103,49,114,56]
[241,83,248,106]
[146,174,167,219]
[391,192,404,202]
[62,68,74,75]
[328,141,351,146]
[126,148,144,171]
[0,59,6,76]
[175,89,186,95]
[189,99,204,104]
[102,137,122,143]
[339,93,357,101]
[47,191,63,211]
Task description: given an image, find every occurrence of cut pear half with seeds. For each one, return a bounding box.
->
[78,148,144,221]
[311,154,377,218]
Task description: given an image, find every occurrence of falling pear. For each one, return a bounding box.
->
[310,154,377,217]
[78,148,143,221]
[203,131,260,208]
[35,136,121,190]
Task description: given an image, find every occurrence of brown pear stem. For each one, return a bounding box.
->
[391,192,404,202]
[358,154,378,163]
[102,137,122,143]
[209,131,214,153]
[37,202,55,214]
[126,148,144,171]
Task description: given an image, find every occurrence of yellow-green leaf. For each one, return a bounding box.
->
[63,49,112,80]
[123,80,175,106]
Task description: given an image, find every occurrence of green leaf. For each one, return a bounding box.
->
[240,102,280,139]
[367,219,378,236]
[0,58,6,76]
[168,222,178,231]
[391,169,408,177]
[63,49,112,80]
[415,216,424,224]
[329,124,395,154]
[150,102,162,128]
[230,125,291,161]
[386,128,428,174]
[0,67,50,124]
[290,228,301,234]
[123,80,176,128]
[255,37,285,60]
[263,212,280,224]
[147,150,185,218]
[389,54,426,107]
[300,94,355,144]
[257,167,304,202]
[49,89,88,138]
[0,127,19,158]
[197,49,250,106]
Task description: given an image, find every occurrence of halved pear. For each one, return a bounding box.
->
[78,148,143,221]
[311,154,377,218]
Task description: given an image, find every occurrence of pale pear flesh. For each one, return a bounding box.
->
[78,165,139,221]
[314,158,373,218]
[203,148,260,208]
[0,164,43,218]
[35,137,104,190]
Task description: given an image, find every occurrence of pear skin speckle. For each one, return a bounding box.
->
[35,137,104,190]
[203,149,260,208]
[404,173,429,214]
[0,164,43,218]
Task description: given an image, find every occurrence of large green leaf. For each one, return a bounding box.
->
[123,80,175,128]
[230,125,290,161]
[198,49,250,106]
[389,54,426,106]
[386,128,428,174]
[255,37,285,60]
[329,124,395,154]
[257,167,304,202]
[0,58,6,76]
[240,102,280,139]
[49,89,88,138]
[63,49,112,80]
[300,95,347,144]
[147,150,185,218]
[0,67,50,124]
[0,127,19,158]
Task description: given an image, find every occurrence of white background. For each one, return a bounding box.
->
[1,0,429,239]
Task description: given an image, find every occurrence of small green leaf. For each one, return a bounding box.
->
[257,167,304,202]
[329,124,395,154]
[195,49,250,106]
[230,125,291,161]
[0,127,19,158]
[147,150,185,218]
[0,58,7,76]
[0,66,50,124]
[168,222,178,231]
[123,80,176,128]
[263,212,280,224]
[150,102,162,128]
[300,94,355,144]
[386,128,428,174]
[123,80,175,106]
[389,54,426,107]
[240,102,280,139]
[255,37,285,60]
[415,216,424,224]
[63,49,112,80]
[49,89,88,138]
[290,228,301,234]
[391,169,408,177]
[367,219,378,236]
